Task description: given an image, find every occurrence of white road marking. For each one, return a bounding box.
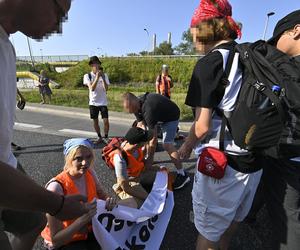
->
[59,129,96,137]
[14,122,42,129]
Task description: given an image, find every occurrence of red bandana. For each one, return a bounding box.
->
[190,0,242,39]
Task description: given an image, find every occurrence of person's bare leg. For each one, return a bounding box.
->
[219,221,239,250]
[103,118,109,138]
[163,143,182,170]
[196,234,218,250]
[40,94,45,104]
[93,119,102,143]
[47,94,51,104]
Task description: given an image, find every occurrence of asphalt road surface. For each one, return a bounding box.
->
[12,108,272,250]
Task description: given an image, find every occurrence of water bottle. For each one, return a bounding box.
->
[258,85,281,109]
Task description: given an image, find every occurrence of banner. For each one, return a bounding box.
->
[92,171,174,250]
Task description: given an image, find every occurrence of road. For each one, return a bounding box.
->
[12,107,272,250]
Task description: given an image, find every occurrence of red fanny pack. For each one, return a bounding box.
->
[197,147,228,179]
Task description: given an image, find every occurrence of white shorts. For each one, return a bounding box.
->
[192,163,262,242]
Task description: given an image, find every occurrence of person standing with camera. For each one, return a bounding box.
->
[84,56,110,144]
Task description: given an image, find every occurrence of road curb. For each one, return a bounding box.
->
[24,103,193,132]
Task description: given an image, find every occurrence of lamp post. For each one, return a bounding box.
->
[26,37,35,68]
[40,49,43,63]
[262,12,275,40]
[143,28,150,53]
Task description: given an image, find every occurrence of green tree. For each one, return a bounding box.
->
[153,41,174,55]
[174,30,196,55]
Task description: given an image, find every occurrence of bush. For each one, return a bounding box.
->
[22,57,199,89]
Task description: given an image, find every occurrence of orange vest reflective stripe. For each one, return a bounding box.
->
[157,75,171,98]
[41,170,98,244]
[110,148,145,177]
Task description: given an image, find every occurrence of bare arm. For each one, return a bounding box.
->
[118,178,148,200]
[178,107,212,159]
[89,72,100,91]
[0,161,88,220]
[47,201,97,248]
[101,73,109,91]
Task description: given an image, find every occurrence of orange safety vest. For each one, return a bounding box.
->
[41,170,98,245]
[156,74,171,98]
[110,148,145,177]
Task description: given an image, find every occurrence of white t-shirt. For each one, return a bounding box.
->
[0,25,17,168]
[83,72,110,106]
[195,49,248,156]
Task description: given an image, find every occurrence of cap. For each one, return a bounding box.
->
[88,56,102,66]
[124,127,154,145]
[268,10,300,44]
[63,138,93,156]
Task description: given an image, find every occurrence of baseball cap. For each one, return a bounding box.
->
[88,56,102,66]
[124,127,154,145]
[268,9,300,44]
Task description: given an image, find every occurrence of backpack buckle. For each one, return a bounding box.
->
[252,81,266,92]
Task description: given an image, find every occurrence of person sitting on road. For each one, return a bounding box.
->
[155,64,173,99]
[41,138,118,250]
[122,92,190,190]
[109,127,165,208]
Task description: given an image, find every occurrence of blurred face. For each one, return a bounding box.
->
[67,146,93,178]
[123,99,137,113]
[162,69,168,75]
[190,27,215,54]
[14,0,71,39]
[91,63,100,73]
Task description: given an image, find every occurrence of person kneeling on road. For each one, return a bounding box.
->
[41,138,121,250]
[105,127,168,208]
[122,92,190,190]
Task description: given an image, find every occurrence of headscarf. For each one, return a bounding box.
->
[63,138,93,156]
[190,0,242,39]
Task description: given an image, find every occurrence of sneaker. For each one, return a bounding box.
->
[173,172,190,190]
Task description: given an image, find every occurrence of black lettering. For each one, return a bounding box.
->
[97,213,115,232]
[139,225,150,242]
[127,221,134,227]
[151,215,159,223]
[114,219,125,231]
[125,236,145,249]
[147,219,154,230]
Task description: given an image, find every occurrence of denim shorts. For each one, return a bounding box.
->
[161,120,179,144]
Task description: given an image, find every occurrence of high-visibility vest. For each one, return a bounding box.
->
[110,148,145,177]
[41,170,98,245]
[156,74,171,98]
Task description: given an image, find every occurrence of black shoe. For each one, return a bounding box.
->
[173,172,190,190]
[11,142,22,151]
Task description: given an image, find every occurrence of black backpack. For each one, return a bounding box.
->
[219,40,300,158]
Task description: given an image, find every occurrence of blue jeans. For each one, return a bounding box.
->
[161,120,179,144]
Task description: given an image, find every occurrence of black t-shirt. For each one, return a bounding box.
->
[185,41,237,109]
[135,93,180,129]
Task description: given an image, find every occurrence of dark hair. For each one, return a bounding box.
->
[195,17,238,42]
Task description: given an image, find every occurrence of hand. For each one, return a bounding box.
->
[95,71,100,80]
[77,200,97,225]
[105,197,118,211]
[178,142,193,160]
[54,194,89,220]
[159,166,169,173]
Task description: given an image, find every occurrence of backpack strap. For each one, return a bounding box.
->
[88,73,92,82]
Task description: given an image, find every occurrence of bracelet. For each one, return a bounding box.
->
[50,195,65,216]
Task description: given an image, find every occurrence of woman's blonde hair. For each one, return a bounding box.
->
[64,145,95,171]
[195,17,238,42]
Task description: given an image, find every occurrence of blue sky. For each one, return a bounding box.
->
[11,0,300,57]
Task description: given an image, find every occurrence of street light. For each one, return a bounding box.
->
[143,28,150,53]
[40,49,43,63]
[262,12,275,40]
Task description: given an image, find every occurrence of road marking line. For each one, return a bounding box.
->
[14,122,42,129]
[59,129,96,137]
